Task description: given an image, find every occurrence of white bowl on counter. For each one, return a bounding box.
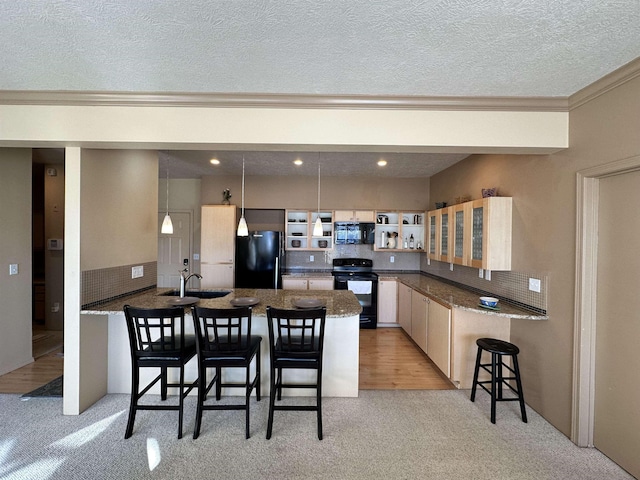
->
[479,296,499,308]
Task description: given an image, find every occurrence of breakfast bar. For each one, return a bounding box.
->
[74,288,362,412]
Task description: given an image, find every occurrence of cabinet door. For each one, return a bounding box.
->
[452,204,466,265]
[282,278,308,290]
[427,301,451,377]
[466,197,512,270]
[201,205,236,264]
[354,210,375,222]
[377,280,398,324]
[427,211,438,259]
[398,283,413,334]
[334,210,355,222]
[308,278,334,290]
[200,264,234,288]
[411,290,428,353]
[438,208,452,262]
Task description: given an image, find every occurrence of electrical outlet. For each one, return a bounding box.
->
[193,253,200,261]
[310,255,314,262]
[51,302,60,313]
[9,264,18,275]
[390,256,395,263]
[131,266,144,279]
[450,263,454,271]
[485,270,492,281]
[529,278,541,292]
[478,268,484,278]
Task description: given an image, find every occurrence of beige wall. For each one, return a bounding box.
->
[80,150,159,270]
[0,148,33,375]
[428,74,640,437]
[201,175,430,211]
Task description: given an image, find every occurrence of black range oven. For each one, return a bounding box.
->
[332,258,378,329]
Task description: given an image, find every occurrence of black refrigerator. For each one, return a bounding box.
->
[235,231,284,289]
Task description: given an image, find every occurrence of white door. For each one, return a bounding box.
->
[157,212,192,289]
[593,170,640,478]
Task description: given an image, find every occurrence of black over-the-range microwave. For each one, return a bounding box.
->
[334,222,376,245]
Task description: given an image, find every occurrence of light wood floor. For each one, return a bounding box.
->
[0,328,64,394]
[0,326,453,394]
[359,327,454,390]
[0,348,64,394]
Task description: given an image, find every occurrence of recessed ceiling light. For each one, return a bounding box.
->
[294,159,303,166]
[210,158,220,165]
[377,159,387,167]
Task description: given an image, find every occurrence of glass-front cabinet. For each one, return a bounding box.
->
[427,197,512,270]
[285,209,333,251]
[452,203,466,265]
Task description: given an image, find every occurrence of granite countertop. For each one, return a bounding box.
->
[81,287,362,318]
[377,273,548,320]
[282,271,333,277]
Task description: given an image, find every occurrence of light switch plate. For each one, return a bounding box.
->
[131,266,144,279]
[9,264,18,275]
[529,278,541,292]
[390,256,395,263]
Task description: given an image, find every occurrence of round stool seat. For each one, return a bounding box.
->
[476,338,520,356]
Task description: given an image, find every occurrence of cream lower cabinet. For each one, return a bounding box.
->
[377,279,398,324]
[398,282,413,334]
[411,290,429,353]
[427,300,451,377]
[282,276,334,290]
[408,286,452,378]
[308,278,334,290]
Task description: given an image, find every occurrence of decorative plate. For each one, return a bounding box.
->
[230,297,260,307]
[166,296,199,306]
[292,298,325,309]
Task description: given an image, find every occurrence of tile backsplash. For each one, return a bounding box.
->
[420,256,547,313]
[82,261,157,308]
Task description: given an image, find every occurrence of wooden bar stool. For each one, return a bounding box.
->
[470,337,527,424]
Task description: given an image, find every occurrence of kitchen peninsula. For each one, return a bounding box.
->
[75,288,361,412]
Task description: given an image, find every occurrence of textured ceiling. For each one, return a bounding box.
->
[3,0,640,177]
[159,150,471,178]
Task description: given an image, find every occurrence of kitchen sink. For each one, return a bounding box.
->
[160,290,231,299]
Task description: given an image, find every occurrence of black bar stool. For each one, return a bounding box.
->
[470,337,527,424]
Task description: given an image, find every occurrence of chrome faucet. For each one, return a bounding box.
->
[179,268,202,298]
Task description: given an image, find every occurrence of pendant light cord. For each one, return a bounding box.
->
[241,157,245,216]
[166,163,170,214]
[317,162,320,214]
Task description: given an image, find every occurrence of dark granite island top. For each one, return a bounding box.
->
[82,287,362,317]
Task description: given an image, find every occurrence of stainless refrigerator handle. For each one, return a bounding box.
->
[274,257,279,290]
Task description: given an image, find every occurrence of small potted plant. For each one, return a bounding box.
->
[222,189,231,205]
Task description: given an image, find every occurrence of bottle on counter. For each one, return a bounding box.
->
[409,234,415,249]
[380,230,386,248]
[403,237,408,249]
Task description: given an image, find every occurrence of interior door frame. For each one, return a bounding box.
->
[573,154,640,446]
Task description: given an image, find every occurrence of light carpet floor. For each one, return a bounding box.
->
[0,390,633,480]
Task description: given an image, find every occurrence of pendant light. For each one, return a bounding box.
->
[237,157,249,236]
[312,161,323,237]
[161,162,174,234]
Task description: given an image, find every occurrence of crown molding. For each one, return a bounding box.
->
[0,90,568,112]
[569,57,640,110]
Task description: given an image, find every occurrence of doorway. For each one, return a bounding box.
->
[32,150,65,357]
[574,155,640,478]
[157,211,193,289]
